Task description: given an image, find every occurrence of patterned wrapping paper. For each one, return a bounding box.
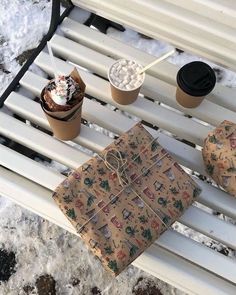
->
[202,120,236,197]
[53,123,201,275]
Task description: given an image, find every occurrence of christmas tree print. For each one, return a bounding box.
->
[139,215,148,224]
[151,141,159,151]
[87,194,96,207]
[142,229,152,241]
[158,197,168,207]
[108,260,118,273]
[66,208,76,221]
[100,180,110,191]
[125,226,137,237]
[63,195,73,204]
[162,215,171,225]
[84,178,94,187]
[173,200,184,212]
[210,153,217,161]
[104,246,114,255]
[206,164,214,175]
[208,135,218,144]
[129,244,139,257]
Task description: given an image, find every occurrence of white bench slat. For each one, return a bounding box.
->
[156,230,236,284]
[1,164,236,287]
[0,166,75,232]
[35,52,212,146]
[0,144,63,190]
[164,0,236,29]
[72,0,236,70]
[0,112,90,169]
[135,245,236,295]
[194,177,236,221]
[6,93,111,153]
[61,18,236,112]
[1,167,235,295]
[50,34,236,127]
[2,140,235,250]
[116,0,236,45]
[193,0,236,17]
[181,205,236,250]
[9,83,206,177]
[17,73,236,220]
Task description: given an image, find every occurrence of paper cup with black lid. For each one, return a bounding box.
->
[176,61,216,108]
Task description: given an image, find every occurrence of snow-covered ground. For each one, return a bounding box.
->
[0,1,236,295]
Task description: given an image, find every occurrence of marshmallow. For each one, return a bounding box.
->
[120,60,127,66]
[109,59,144,90]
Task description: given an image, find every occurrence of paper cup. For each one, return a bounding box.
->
[40,67,86,141]
[108,60,145,105]
[41,103,83,141]
[176,61,216,109]
[176,86,204,108]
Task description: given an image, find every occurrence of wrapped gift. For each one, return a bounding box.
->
[202,120,236,197]
[53,123,201,275]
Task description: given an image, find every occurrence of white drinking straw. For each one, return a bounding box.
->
[138,49,175,74]
[47,41,59,79]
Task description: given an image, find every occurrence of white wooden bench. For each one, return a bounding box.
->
[1,1,236,294]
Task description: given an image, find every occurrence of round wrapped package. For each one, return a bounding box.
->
[202,120,236,197]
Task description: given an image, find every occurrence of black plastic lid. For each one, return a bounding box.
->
[177,61,216,97]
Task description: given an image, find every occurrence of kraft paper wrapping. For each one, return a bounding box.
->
[53,123,201,275]
[202,120,236,197]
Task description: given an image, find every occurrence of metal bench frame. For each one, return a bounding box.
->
[0,0,73,107]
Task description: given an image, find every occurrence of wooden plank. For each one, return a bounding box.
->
[60,18,236,112]
[135,244,236,295]
[180,205,236,250]
[115,0,236,46]
[5,93,111,153]
[18,72,236,220]
[50,34,236,127]
[0,144,63,190]
[0,166,75,233]
[0,112,90,169]
[164,0,236,29]
[72,0,236,70]
[1,165,236,287]
[34,52,212,146]
[1,139,235,249]
[1,166,235,295]
[156,229,236,284]
[15,77,207,175]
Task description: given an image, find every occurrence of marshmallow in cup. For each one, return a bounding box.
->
[108,59,145,105]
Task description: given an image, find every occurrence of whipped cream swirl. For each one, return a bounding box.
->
[47,75,79,106]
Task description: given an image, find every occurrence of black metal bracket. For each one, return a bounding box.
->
[85,14,125,34]
[0,0,74,108]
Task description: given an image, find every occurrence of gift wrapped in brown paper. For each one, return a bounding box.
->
[53,123,201,275]
[40,68,86,141]
[202,120,236,197]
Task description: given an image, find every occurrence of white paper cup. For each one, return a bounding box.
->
[108,59,145,105]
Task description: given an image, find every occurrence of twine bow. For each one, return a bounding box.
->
[76,137,170,233]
